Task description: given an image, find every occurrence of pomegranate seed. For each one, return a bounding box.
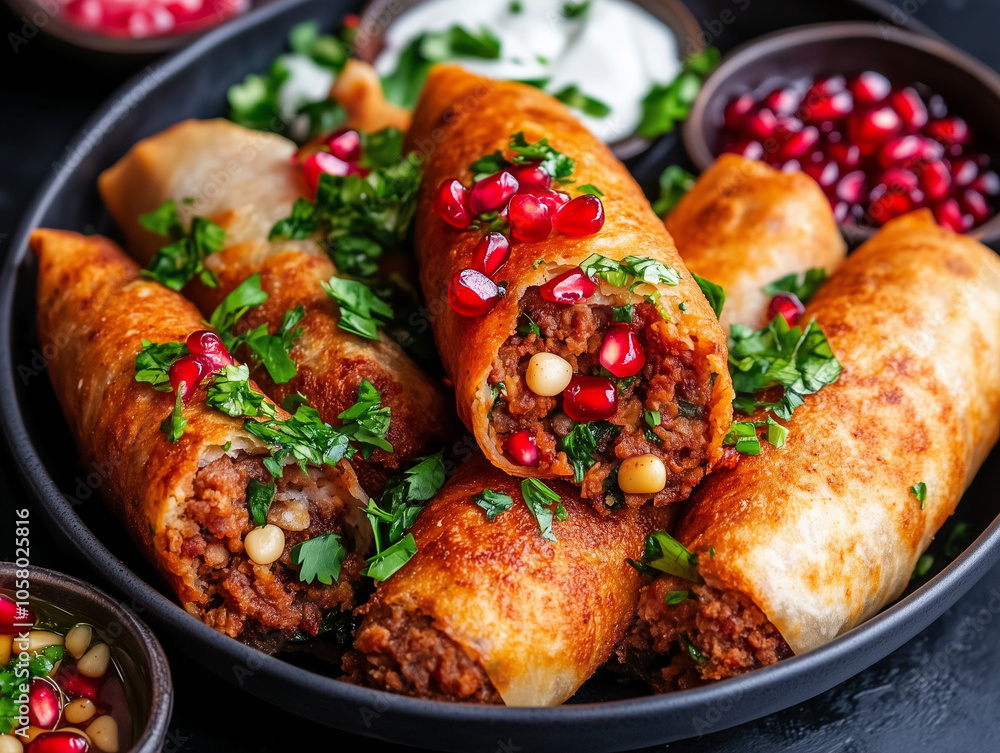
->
[745,107,777,139]
[802,91,853,122]
[552,195,605,236]
[829,142,861,168]
[850,71,891,104]
[880,168,919,193]
[470,233,511,278]
[723,94,755,130]
[508,194,552,242]
[509,161,551,190]
[599,323,646,378]
[505,430,539,466]
[58,668,102,701]
[301,151,352,193]
[919,160,951,201]
[169,354,215,402]
[538,268,598,304]
[777,126,819,160]
[836,171,867,204]
[326,129,361,162]
[849,107,901,143]
[892,87,929,130]
[26,731,91,753]
[28,678,60,729]
[951,158,979,187]
[934,198,968,232]
[774,116,804,136]
[186,330,232,368]
[765,87,800,116]
[448,269,502,317]
[803,160,839,188]
[868,186,912,223]
[0,594,34,634]
[961,189,991,224]
[877,135,922,168]
[926,117,969,145]
[562,375,617,423]
[973,171,999,196]
[470,170,519,215]
[833,201,851,223]
[531,188,571,212]
[809,75,846,96]
[433,179,472,229]
[767,292,805,327]
[727,139,764,161]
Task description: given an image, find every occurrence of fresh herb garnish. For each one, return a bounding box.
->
[628,530,701,582]
[553,85,610,118]
[161,389,188,443]
[508,131,575,182]
[562,0,591,18]
[664,590,691,605]
[247,479,276,527]
[521,478,563,542]
[637,47,720,139]
[135,340,189,389]
[559,421,620,483]
[944,522,972,558]
[292,532,347,585]
[363,452,446,581]
[206,364,275,419]
[613,304,634,323]
[912,554,934,579]
[322,276,394,340]
[577,184,604,197]
[517,313,542,337]
[472,488,515,520]
[580,253,681,288]
[245,404,353,477]
[763,268,828,304]
[728,316,843,421]
[693,273,725,319]
[723,416,787,455]
[680,633,709,664]
[652,165,695,216]
[337,379,393,458]
[269,198,318,241]
[210,274,270,341]
[911,481,928,510]
[139,200,226,291]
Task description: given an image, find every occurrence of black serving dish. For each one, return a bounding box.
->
[1,0,998,751]
[0,563,173,753]
[683,21,1000,245]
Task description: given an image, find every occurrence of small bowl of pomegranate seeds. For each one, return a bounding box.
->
[683,22,1000,243]
[0,564,171,753]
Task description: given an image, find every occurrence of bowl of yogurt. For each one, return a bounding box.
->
[353,0,704,158]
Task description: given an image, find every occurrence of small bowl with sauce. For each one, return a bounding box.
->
[0,564,171,753]
[353,0,704,159]
[683,22,1000,245]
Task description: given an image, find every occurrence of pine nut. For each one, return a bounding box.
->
[64,624,92,660]
[618,454,668,495]
[244,525,285,565]
[65,698,96,725]
[77,643,110,678]
[525,353,574,397]
[86,716,119,753]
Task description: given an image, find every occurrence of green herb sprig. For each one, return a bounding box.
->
[139,200,227,292]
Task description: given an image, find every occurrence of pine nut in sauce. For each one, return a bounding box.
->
[0,734,23,753]
[0,635,12,665]
[26,631,64,653]
[64,624,92,660]
[64,698,96,725]
[86,716,119,753]
[77,643,111,678]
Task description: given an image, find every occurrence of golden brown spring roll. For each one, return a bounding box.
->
[344,455,669,705]
[667,154,847,330]
[33,229,370,650]
[406,66,733,508]
[98,119,455,490]
[623,211,1000,687]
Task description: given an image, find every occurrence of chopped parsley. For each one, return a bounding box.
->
[652,165,695,216]
[472,488,515,520]
[210,274,270,339]
[363,452,446,581]
[692,273,726,319]
[613,304,634,323]
[517,313,542,337]
[508,131,575,182]
[245,404,352,477]
[247,479,275,527]
[281,392,311,413]
[577,184,604,197]
[337,379,393,458]
[580,253,681,288]
[944,522,972,558]
[553,85,610,118]
[723,416,787,455]
[664,590,691,605]
[135,340,189,389]
[911,554,934,579]
[637,47,720,139]
[139,200,226,291]
[521,478,563,542]
[559,420,620,483]
[160,389,188,443]
[911,481,928,510]
[206,364,275,419]
[562,0,591,18]
[292,532,346,585]
[728,316,843,421]
[680,633,709,664]
[763,268,828,304]
[628,530,701,582]
[269,198,318,241]
[322,276,394,340]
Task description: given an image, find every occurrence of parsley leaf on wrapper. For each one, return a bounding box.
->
[247,479,276,527]
[723,417,787,456]
[763,268,828,304]
[521,478,563,542]
[337,379,393,459]
[161,389,188,443]
[206,364,276,419]
[139,200,227,292]
[911,481,928,510]
[580,253,681,289]
[322,276,394,340]
[509,131,575,182]
[692,273,726,319]
[135,340,189,390]
[245,405,353,477]
[628,530,702,582]
[292,533,347,585]
[209,274,270,339]
[473,489,515,521]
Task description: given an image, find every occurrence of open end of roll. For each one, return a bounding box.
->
[488,288,717,507]
[165,451,366,652]
[617,575,793,691]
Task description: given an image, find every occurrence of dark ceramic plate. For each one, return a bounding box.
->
[1,0,997,751]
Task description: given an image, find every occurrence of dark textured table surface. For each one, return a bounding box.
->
[2,1,1000,751]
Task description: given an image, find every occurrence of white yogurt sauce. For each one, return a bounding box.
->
[373,0,680,143]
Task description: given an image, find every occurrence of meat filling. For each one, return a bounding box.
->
[167,452,364,653]
[490,289,716,507]
[616,575,793,691]
[344,603,501,703]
